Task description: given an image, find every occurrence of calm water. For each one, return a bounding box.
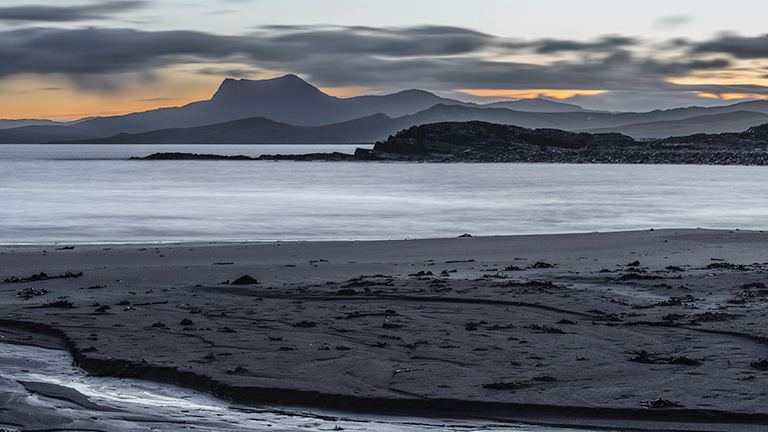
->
[1,144,767,244]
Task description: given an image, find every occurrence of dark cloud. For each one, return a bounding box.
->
[691,34,768,59]
[640,58,732,75]
[0,1,147,22]
[261,25,501,58]
[532,35,638,54]
[0,25,506,79]
[0,27,247,76]
[197,67,257,78]
[1,24,765,105]
[601,50,632,67]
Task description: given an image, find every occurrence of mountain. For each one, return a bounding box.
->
[346,89,474,117]
[580,111,768,138]
[69,114,402,144]
[63,75,471,137]
[392,101,768,139]
[570,100,768,130]
[485,98,588,113]
[58,103,768,145]
[63,104,603,144]
[0,119,60,130]
[0,125,97,144]
[7,74,768,143]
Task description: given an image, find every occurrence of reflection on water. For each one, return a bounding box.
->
[0,341,600,432]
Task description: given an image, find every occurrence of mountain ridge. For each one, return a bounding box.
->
[4,74,768,143]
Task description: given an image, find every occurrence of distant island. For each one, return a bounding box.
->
[134,120,768,165]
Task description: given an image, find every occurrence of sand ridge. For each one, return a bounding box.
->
[1,229,768,429]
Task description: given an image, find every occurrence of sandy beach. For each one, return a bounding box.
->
[2,229,768,430]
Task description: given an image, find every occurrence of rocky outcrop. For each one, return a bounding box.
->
[373,121,637,154]
[367,121,768,164]
[654,122,768,149]
[134,120,768,165]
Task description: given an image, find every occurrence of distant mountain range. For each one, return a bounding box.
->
[3,74,768,144]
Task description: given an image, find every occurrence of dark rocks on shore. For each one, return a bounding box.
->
[482,381,531,390]
[3,271,83,283]
[628,350,702,366]
[640,398,684,409]
[292,320,317,328]
[39,298,74,309]
[230,275,259,285]
[750,359,768,370]
[17,287,47,299]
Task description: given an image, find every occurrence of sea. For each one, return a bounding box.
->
[1,144,767,245]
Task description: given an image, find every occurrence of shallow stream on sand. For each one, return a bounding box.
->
[0,340,602,432]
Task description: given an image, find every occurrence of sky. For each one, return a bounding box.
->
[2,0,768,120]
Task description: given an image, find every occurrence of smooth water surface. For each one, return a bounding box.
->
[1,144,767,244]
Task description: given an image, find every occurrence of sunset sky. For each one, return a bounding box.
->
[2,0,768,120]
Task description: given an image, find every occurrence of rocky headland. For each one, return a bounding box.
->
[360,121,768,164]
[135,120,768,165]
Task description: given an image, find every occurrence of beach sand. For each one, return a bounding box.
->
[2,229,768,430]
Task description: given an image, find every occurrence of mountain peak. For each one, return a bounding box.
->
[211,74,330,103]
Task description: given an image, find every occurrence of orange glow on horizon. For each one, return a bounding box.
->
[0,100,197,122]
[668,76,768,87]
[697,92,768,101]
[457,89,607,99]
[0,72,221,121]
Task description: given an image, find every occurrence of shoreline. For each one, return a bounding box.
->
[2,225,762,248]
[2,229,768,430]
[136,149,768,165]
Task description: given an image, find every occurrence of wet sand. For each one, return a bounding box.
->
[2,229,768,430]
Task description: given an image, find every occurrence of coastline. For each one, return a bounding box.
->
[2,229,768,430]
[131,121,768,165]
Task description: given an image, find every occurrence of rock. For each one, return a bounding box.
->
[640,398,683,408]
[231,275,259,285]
[292,320,317,328]
[482,381,530,390]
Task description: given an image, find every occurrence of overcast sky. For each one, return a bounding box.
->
[2,0,768,119]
